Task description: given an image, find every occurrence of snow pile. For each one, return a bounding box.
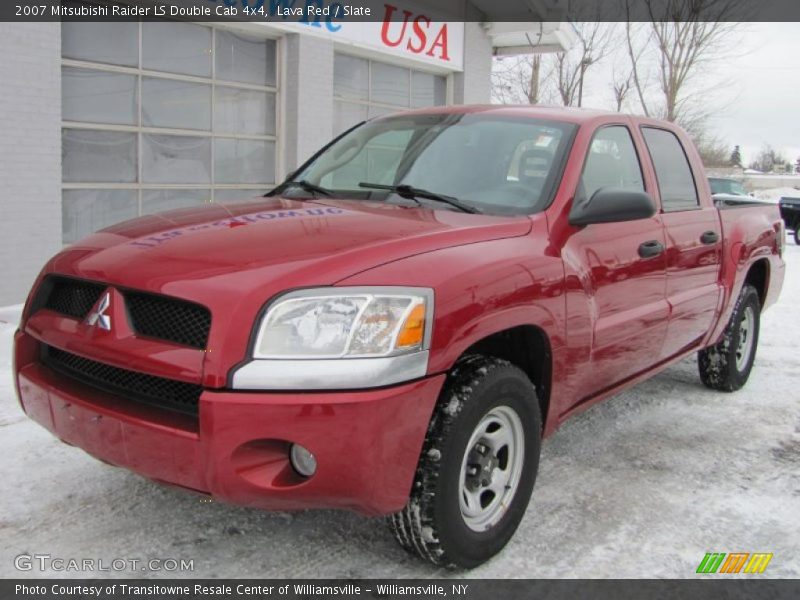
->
[754,186,800,203]
[0,305,22,425]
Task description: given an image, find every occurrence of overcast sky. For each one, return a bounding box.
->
[575,22,799,167]
[712,22,799,166]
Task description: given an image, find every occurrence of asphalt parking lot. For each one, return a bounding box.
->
[1,240,797,579]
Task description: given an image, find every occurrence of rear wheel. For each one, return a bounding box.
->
[698,284,760,392]
[389,355,541,568]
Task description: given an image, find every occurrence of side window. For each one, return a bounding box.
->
[642,127,699,211]
[579,126,644,201]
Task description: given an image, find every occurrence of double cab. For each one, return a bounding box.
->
[14,106,785,567]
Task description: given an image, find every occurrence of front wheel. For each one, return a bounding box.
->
[698,284,760,392]
[389,355,541,568]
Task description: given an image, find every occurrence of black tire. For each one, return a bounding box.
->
[698,284,760,392]
[389,355,542,568]
[794,226,799,245]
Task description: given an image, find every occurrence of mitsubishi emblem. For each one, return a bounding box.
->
[86,291,112,331]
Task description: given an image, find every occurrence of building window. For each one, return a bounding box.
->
[61,22,278,244]
[333,53,446,135]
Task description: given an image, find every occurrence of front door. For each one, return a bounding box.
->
[562,124,669,398]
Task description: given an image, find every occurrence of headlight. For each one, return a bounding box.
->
[253,287,433,359]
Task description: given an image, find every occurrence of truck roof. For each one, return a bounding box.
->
[387,104,640,125]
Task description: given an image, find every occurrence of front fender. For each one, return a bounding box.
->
[335,228,566,379]
[426,303,561,375]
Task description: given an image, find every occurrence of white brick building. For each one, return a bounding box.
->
[0,7,572,304]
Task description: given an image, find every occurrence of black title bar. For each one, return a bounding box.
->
[3,0,800,22]
[4,579,800,600]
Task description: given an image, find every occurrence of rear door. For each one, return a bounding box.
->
[640,126,722,358]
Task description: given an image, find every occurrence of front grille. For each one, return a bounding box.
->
[34,275,211,350]
[42,277,105,319]
[123,291,210,349]
[42,345,201,417]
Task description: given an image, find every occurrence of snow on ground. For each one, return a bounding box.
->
[755,187,800,203]
[0,242,798,579]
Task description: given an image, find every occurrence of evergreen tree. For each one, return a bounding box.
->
[729,145,742,167]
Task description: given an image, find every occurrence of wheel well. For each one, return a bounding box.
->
[462,325,551,426]
[745,259,769,307]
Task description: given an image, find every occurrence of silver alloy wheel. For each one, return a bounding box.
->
[736,305,755,371]
[458,405,525,532]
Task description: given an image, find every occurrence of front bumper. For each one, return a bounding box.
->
[14,331,444,516]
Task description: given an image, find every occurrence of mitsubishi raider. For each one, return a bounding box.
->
[14,106,785,567]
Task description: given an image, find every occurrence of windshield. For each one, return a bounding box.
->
[709,178,747,196]
[291,113,576,216]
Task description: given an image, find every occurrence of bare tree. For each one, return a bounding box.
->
[491,56,530,104]
[611,66,633,112]
[491,53,557,106]
[528,54,542,104]
[624,20,654,117]
[553,52,580,106]
[623,0,745,123]
[553,22,615,107]
[749,145,787,173]
[491,20,616,108]
[492,0,745,148]
[693,132,731,167]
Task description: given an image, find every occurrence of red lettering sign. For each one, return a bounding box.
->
[380,4,450,62]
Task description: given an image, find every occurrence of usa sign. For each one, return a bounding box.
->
[207,0,464,70]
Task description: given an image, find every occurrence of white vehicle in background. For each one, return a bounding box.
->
[709,177,750,197]
[707,177,775,208]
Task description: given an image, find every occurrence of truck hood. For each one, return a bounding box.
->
[50,195,527,304]
[42,197,531,385]
[51,197,531,292]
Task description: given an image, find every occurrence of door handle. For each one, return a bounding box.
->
[638,240,664,258]
[701,230,719,245]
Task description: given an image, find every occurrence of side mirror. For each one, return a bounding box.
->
[569,187,656,227]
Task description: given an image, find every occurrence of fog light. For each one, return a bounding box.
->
[290,444,317,477]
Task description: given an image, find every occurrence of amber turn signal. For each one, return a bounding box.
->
[397,304,426,348]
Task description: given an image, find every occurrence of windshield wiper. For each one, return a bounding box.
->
[358,182,481,214]
[268,180,333,197]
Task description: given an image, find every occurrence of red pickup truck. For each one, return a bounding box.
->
[14,106,785,568]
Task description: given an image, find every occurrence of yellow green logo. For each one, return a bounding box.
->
[697,552,773,574]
